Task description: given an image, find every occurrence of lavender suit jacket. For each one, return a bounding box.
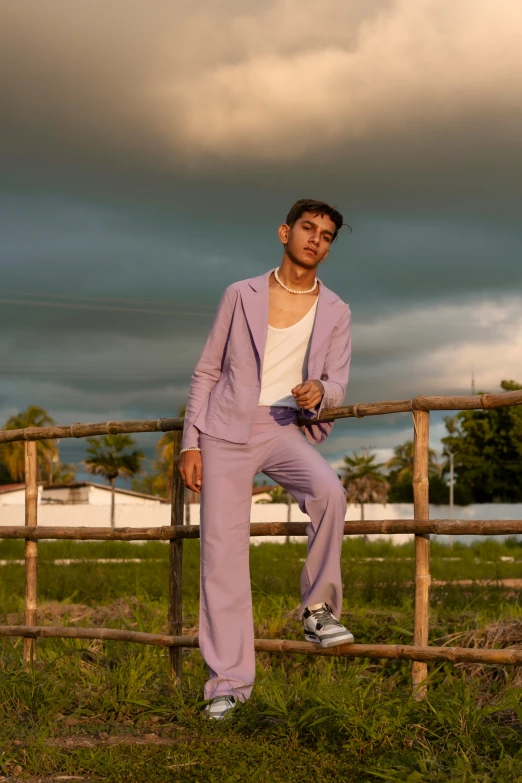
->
[182,268,351,449]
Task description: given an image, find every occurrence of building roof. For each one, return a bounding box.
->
[252,485,275,496]
[0,483,26,494]
[1,480,273,501]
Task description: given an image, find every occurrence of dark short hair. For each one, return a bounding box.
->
[285,199,350,241]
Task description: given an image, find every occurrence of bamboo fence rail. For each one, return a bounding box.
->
[1,390,521,699]
[0,418,183,444]
[2,520,522,540]
[315,389,522,422]
[0,390,520,445]
[2,626,522,665]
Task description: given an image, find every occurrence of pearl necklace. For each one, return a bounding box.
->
[274,267,318,295]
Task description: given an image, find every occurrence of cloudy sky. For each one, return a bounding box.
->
[1,0,521,478]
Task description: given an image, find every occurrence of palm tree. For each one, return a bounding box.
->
[39,452,77,486]
[84,435,145,529]
[0,458,10,486]
[155,436,175,498]
[268,485,291,503]
[345,474,389,521]
[387,440,441,481]
[154,404,186,501]
[49,461,77,485]
[340,449,389,521]
[2,406,58,482]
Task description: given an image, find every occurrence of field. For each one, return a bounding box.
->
[1,536,522,783]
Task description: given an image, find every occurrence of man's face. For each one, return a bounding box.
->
[279,211,336,268]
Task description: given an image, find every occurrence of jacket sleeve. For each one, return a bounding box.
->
[181,285,237,449]
[304,304,352,419]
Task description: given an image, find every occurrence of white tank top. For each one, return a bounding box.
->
[258,298,318,409]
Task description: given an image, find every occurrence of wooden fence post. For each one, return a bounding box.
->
[168,430,184,686]
[24,441,38,664]
[412,409,430,700]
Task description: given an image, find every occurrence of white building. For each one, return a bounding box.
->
[0,482,168,529]
[1,482,520,545]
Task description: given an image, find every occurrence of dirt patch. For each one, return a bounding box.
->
[432,579,522,588]
[343,579,522,588]
[7,732,217,751]
[46,734,183,748]
[487,708,522,728]
[439,617,522,650]
[0,778,101,782]
[5,597,154,628]
[0,779,89,782]
[438,618,522,695]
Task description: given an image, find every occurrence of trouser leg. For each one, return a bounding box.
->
[199,433,256,702]
[262,424,347,619]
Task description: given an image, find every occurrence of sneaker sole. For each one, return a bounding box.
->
[204,706,236,721]
[204,711,235,721]
[304,632,355,648]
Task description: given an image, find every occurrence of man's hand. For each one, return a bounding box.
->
[179,450,203,493]
[291,379,325,411]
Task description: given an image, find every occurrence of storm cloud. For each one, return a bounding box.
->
[0,0,521,471]
[1,1,521,206]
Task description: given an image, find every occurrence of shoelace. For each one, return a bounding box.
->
[309,606,342,629]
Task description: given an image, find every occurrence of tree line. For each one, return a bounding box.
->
[0,405,146,529]
[1,381,520,514]
[339,380,522,517]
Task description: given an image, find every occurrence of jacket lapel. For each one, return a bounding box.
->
[239,269,271,365]
[307,283,344,374]
[240,269,344,377]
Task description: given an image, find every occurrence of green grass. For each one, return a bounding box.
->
[0,538,522,781]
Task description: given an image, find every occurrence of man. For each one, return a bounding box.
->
[179,198,353,720]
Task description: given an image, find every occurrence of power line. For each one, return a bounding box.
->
[0,357,196,382]
[1,361,189,370]
[0,296,216,317]
[2,290,216,310]
[0,370,190,381]
[0,363,192,380]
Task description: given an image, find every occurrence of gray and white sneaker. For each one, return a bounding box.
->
[303,603,354,648]
[204,695,237,721]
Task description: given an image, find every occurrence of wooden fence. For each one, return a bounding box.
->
[1,388,522,699]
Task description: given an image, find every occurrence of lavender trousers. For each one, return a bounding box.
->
[198,405,347,702]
